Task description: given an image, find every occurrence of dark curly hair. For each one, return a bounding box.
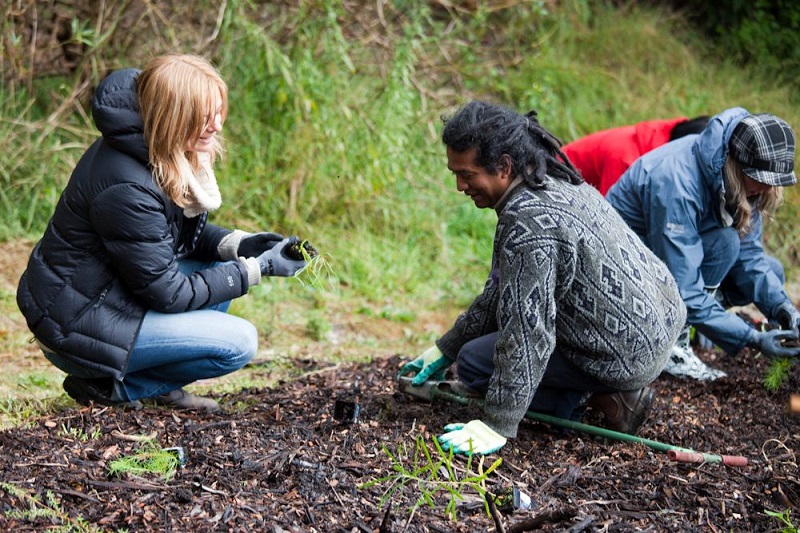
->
[441,101,583,188]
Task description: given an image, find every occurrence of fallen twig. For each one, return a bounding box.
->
[508,507,577,533]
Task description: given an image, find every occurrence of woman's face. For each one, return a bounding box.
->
[186,90,224,153]
[743,173,772,198]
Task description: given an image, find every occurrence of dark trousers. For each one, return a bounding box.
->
[456,332,617,421]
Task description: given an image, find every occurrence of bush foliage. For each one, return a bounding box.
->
[3,0,800,302]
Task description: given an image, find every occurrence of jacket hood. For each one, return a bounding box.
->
[91,68,149,164]
[693,107,749,196]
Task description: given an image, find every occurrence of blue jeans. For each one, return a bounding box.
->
[40,260,256,401]
[110,259,257,401]
[700,227,785,304]
[455,332,616,421]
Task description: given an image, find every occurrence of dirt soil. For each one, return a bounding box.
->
[0,344,798,532]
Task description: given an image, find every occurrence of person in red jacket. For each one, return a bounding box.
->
[562,116,710,195]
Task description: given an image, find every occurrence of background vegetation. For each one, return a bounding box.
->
[2,0,800,420]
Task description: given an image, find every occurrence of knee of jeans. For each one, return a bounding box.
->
[223,324,258,371]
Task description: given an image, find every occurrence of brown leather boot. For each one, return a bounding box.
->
[152,388,221,413]
[588,387,655,435]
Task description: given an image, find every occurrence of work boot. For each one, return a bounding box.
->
[152,388,221,413]
[663,325,726,381]
[588,387,655,435]
[63,376,142,409]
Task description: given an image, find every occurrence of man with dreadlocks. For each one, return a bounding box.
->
[399,101,686,455]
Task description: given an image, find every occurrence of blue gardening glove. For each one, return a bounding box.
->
[438,420,507,456]
[398,345,452,385]
[256,237,308,277]
[748,329,800,359]
[238,232,284,258]
[774,301,800,337]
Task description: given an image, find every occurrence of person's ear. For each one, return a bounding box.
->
[499,154,513,181]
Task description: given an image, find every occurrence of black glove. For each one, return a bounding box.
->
[748,329,800,359]
[774,301,800,336]
[237,232,284,258]
[256,237,307,277]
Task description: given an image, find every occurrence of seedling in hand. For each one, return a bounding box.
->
[285,239,336,292]
[284,240,318,261]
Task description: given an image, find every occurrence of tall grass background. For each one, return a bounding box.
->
[2,0,800,362]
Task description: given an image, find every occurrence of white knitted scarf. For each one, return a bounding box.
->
[182,153,222,218]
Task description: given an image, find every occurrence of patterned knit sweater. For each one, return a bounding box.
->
[436,179,686,437]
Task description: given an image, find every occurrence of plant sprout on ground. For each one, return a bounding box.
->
[107,442,183,482]
[359,434,502,524]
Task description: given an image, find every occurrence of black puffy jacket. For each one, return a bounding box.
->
[16,68,251,379]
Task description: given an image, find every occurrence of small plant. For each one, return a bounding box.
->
[58,423,101,442]
[0,482,103,532]
[306,311,331,341]
[359,434,502,522]
[765,508,799,533]
[289,240,338,292]
[108,442,182,482]
[764,358,794,391]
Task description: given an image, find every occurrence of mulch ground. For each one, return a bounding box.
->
[0,350,798,532]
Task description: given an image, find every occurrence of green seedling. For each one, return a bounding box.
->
[765,508,799,532]
[764,357,793,391]
[0,482,105,532]
[289,240,338,292]
[108,442,182,482]
[58,423,101,442]
[359,434,502,522]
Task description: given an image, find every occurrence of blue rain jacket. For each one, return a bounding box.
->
[606,107,792,354]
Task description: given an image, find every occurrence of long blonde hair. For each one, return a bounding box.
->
[136,54,228,205]
[724,156,783,235]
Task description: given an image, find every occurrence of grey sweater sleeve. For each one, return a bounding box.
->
[481,224,562,438]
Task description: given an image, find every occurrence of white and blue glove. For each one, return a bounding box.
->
[398,345,452,385]
[438,420,507,456]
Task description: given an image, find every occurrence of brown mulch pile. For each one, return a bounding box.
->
[0,351,798,532]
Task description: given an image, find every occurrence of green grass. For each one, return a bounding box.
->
[2,0,800,424]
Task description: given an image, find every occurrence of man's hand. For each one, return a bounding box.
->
[256,237,307,277]
[438,420,507,456]
[398,345,452,385]
[238,232,284,258]
[749,329,800,359]
[774,301,800,337]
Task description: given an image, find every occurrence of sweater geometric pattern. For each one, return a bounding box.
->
[437,179,685,437]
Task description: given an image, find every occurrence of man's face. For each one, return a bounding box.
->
[446,146,512,209]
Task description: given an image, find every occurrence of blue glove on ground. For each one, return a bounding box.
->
[398,345,452,385]
[256,237,307,277]
[749,329,800,359]
[438,420,507,456]
[238,232,284,258]
[774,301,800,337]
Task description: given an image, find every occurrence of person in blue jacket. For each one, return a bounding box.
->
[606,107,800,380]
[17,54,312,411]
